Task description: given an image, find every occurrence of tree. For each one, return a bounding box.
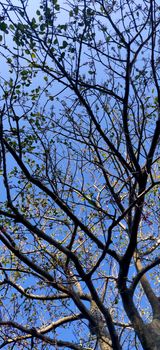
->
[0,0,159,349]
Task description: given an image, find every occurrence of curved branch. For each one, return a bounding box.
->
[0,321,90,350]
[131,257,160,294]
[5,278,90,301]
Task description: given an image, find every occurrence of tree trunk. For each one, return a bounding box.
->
[121,289,160,350]
[89,301,113,350]
[143,318,160,350]
[98,335,112,350]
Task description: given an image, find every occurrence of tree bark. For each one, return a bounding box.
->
[98,335,112,350]
[144,319,160,350]
[89,301,113,350]
[120,289,160,350]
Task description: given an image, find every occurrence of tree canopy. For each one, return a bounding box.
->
[0,1,159,349]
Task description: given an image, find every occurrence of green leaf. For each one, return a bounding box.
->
[31,52,36,59]
[0,22,7,32]
[62,40,68,48]
[9,24,15,30]
[55,4,60,11]
[21,70,28,75]
[40,23,46,32]
[74,6,78,15]
[7,58,12,63]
